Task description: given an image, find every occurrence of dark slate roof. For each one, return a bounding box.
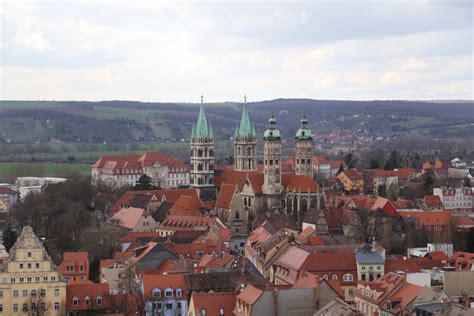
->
[129,193,154,209]
[151,200,174,222]
[355,244,385,264]
[186,270,269,292]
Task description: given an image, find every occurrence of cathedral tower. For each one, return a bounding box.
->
[190,96,215,200]
[234,96,257,171]
[262,114,282,211]
[295,114,313,176]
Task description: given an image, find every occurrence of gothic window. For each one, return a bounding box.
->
[301,199,308,211]
[269,160,273,165]
[293,197,298,212]
[209,149,214,157]
[198,149,203,157]
[235,211,240,220]
[204,147,208,156]
[198,163,203,171]
[247,147,251,156]
[238,147,241,155]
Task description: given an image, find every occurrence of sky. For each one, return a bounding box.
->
[0,0,473,102]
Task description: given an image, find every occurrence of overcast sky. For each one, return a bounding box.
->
[1,1,472,102]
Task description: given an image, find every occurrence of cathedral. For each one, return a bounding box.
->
[190,97,322,235]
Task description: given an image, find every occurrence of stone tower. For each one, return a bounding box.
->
[234,97,257,171]
[190,96,215,200]
[295,114,314,176]
[262,114,282,211]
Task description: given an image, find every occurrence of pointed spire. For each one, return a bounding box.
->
[194,96,211,138]
[251,124,256,137]
[208,122,213,139]
[191,123,196,138]
[236,96,253,138]
[234,123,239,138]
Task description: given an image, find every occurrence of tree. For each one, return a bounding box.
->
[3,224,18,252]
[344,153,355,169]
[351,209,383,244]
[466,228,474,252]
[134,174,156,190]
[377,184,387,198]
[422,172,435,195]
[337,163,344,175]
[384,150,400,170]
[27,290,50,316]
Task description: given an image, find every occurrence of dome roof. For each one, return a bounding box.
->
[295,114,313,140]
[263,113,281,140]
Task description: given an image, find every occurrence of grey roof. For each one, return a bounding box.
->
[355,249,385,264]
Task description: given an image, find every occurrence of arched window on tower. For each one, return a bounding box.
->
[247,147,251,156]
[198,149,203,157]
[209,149,214,157]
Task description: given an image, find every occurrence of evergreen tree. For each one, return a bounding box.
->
[377,184,387,198]
[344,153,355,169]
[337,163,344,175]
[3,224,18,252]
[134,174,156,190]
[384,150,400,170]
[422,172,435,195]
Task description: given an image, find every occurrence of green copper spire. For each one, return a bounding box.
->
[236,96,255,138]
[295,114,313,140]
[193,95,212,138]
[208,122,213,138]
[263,113,281,140]
[191,123,196,138]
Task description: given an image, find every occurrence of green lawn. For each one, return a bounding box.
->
[0,163,90,182]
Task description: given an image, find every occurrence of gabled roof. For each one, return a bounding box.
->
[282,174,320,193]
[313,155,329,165]
[191,291,237,316]
[216,184,237,209]
[66,283,110,311]
[424,251,448,261]
[142,274,187,299]
[110,188,199,213]
[169,194,205,215]
[302,252,356,272]
[236,284,263,305]
[59,252,89,275]
[341,169,363,180]
[276,246,310,271]
[110,207,146,229]
[424,195,443,209]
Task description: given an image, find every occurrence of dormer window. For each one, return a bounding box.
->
[201,309,206,316]
[176,289,182,297]
[219,308,224,316]
[96,296,103,305]
[85,296,91,305]
[72,297,79,306]
[165,288,173,297]
[152,288,161,298]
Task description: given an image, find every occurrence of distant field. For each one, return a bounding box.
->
[0,162,90,182]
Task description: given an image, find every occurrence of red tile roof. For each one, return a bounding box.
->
[342,169,363,180]
[66,283,110,311]
[169,194,205,215]
[0,187,17,195]
[302,252,356,272]
[424,251,448,261]
[141,274,187,300]
[399,211,452,226]
[282,174,320,193]
[236,284,263,305]
[110,188,199,213]
[216,184,237,209]
[191,291,237,316]
[424,195,443,209]
[393,168,415,181]
[313,155,329,164]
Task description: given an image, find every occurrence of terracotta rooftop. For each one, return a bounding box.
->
[236,284,263,305]
[110,207,146,230]
[216,184,237,209]
[169,194,205,215]
[191,291,237,316]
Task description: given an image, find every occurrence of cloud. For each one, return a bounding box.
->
[0,1,472,101]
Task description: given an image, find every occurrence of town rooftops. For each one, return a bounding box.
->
[399,211,452,226]
[236,284,263,305]
[169,194,205,215]
[190,291,237,316]
[141,274,188,300]
[216,184,237,209]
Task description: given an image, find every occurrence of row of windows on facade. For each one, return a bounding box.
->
[191,148,214,157]
[0,288,61,298]
[65,265,85,272]
[236,147,255,156]
[151,301,183,311]
[152,288,183,298]
[72,295,103,306]
[190,177,213,185]
[4,275,58,284]
[0,302,60,313]
[295,158,312,165]
[360,273,382,281]
[191,163,213,171]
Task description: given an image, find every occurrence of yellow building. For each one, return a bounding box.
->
[337,170,364,193]
[0,226,66,315]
